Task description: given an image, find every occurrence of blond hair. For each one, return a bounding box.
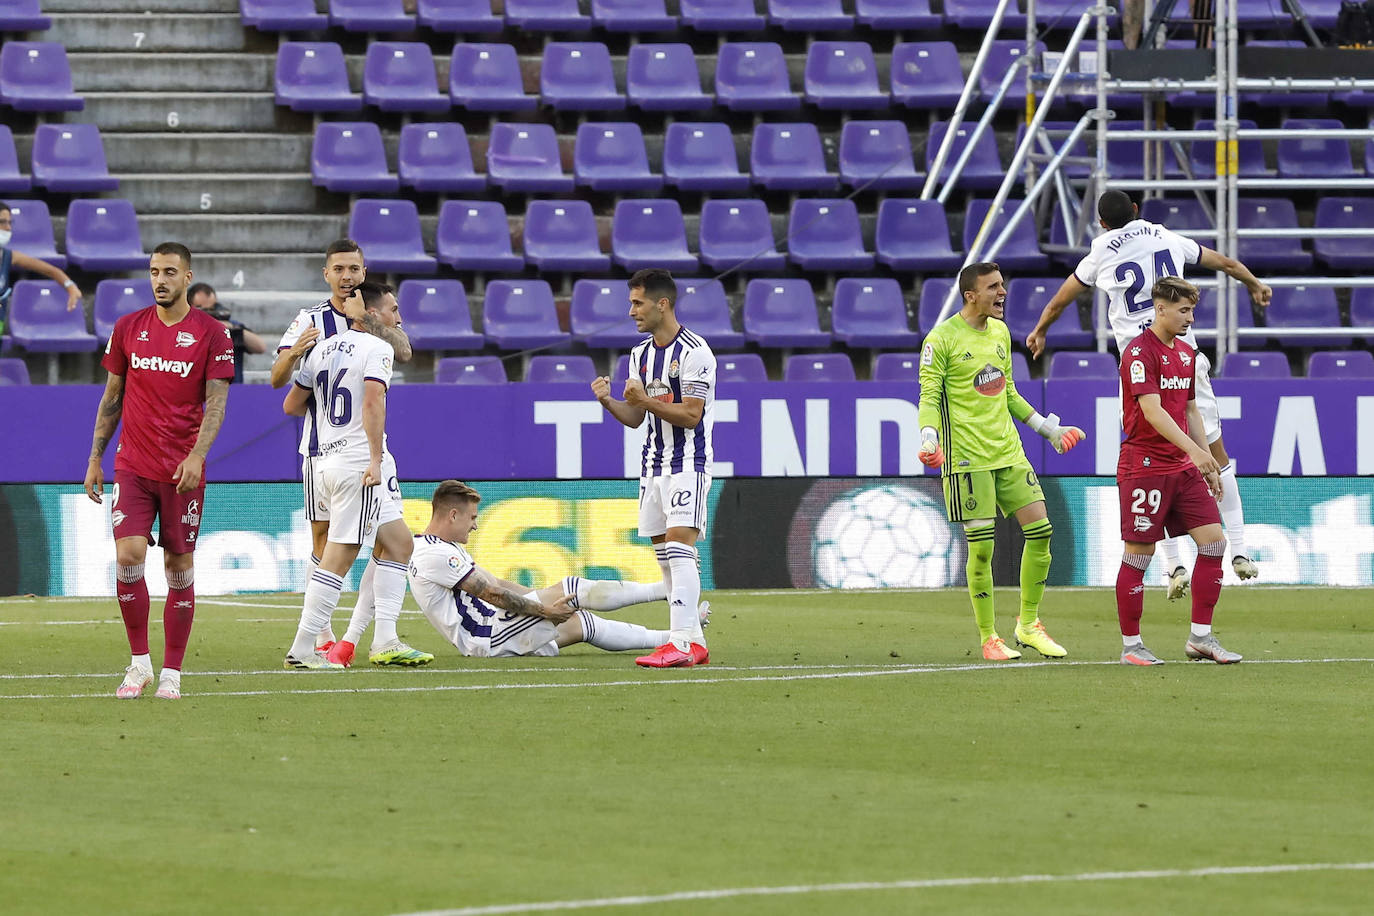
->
[431,480,480,513]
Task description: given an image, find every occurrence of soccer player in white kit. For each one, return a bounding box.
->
[1026,190,1273,595]
[592,268,716,668]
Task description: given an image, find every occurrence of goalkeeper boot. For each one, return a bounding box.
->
[115,664,153,699]
[1185,633,1243,664]
[369,642,434,667]
[981,635,1022,661]
[1120,644,1164,666]
[284,651,345,671]
[1014,620,1067,658]
[635,642,697,668]
[326,640,356,667]
[1166,565,1191,600]
[1231,555,1259,580]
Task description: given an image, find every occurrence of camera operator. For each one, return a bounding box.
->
[188,282,265,383]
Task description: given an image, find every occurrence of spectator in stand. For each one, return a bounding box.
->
[0,202,83,335]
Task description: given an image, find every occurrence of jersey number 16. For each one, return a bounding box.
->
[314,368,353,427]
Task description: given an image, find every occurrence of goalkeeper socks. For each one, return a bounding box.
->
[1018,519,1053,626]
[577,609,667,651]
[664,542,701,650]
[342,556,379,645]
[116,563,149,656]
[309,553,338,646]
[1116,552,1152,638]
[1158,536,1182,573]
[370,559,409,650]
[570,576,667,611]
[162,568,195,671]
[1191,539,1226,627]
[291,569,343,659]
[965,524,996,640]
[1217,464,1247,557]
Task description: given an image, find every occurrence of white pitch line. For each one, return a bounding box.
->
[389,861,1374,916]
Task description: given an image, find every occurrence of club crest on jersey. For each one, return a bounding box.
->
[1179,351,1191,366]
[996,344,1006,360]
[175,331,197,348]
[973,363,1005,397]
[668,359,680,379]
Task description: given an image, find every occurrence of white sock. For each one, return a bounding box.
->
[1217,463,1246,557]
[567,576,667,611]
[308,553,337,646]
[1122,634,1143,648]
[343,556,378,645]
[1191,623,1212,638]
[291,569,343,658]
[159,668,181,689]
[131,652,152,672]
[370,559,408,650]
[653,542,674,594]
[664,543,702,650]
[1158,536,1182,573]
[576,609,667,651]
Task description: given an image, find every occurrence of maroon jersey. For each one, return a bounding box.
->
[1118,328,1196,480]
[102,305,235,482]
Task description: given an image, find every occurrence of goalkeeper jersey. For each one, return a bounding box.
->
[917,313,1034,475]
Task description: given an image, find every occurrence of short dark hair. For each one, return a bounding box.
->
[152,241,192,266]
[957,262,1001,296]
[432,479,480,513]
[187,282,216,304]
[1152,276,1199,305]
[628,268,676,308]
[356,280,394,310]
[1098,190,1137,230]
[0,202,10,216]
[325,238,363,263]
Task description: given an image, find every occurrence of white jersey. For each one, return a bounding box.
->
[627,327,715,477]
[291,328,393,471]
[408,534,499,656]
[279,299,353,457]
[1073,219,1202,352]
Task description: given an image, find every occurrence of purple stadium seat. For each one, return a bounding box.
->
[0,358,30,385]
[275,43,361,112]
[1265,285,1345,347]
[347,200,437,274]
[785,353,855,383]
[612,354,632,385]
[0,42,81,112]
[527,355,597,384]
[830,278,920,348]
[1035,0,1117,28]
[397,280,485,350]
[65,200,145,271]
[855,0,940,29]
[1014,120,1090,179]
[917,277,954,334]
[570,280,642,349]
[242,0,329,30]
[1188,119,1270,178]
[627,44,712,111]
[449,43,538,112]
[1049,351,1116,379]
[1192,288,1261,349]
[482,280,571,350]
[30,125,117,193]
[891,42,964,110]
[435,200,524,273]
[541,42,624,111]
[717,353,767,381]
[926,121,1004,189]
[943,0,1025,30]
[698,199,787,273]
[716,42,800,111]
[1350,288,1374,343]
[1235,198,1311,271]
[505,0,592,30]
[1102,120,1183,180]
[1006,277,1089,349]
[3,199,63,268]
[523,200,610,272]
[0,0,51,30]
[744,280,830,348]
[1307,350,1374,378]
[330,0,415,31]
[1220,352,1290,379]
[0,125,30,192]
[839,121,922,190]
[676,278,746,350]
[398,123,484,193]
[963,199,1049,272]
[7,281,98,352]
[612,199,698,273]
[417,0,504,32]
[872,352,921,381]
[311,122,398,193]
[980,41,1044,105]
[592,0,677,30]
[1139,196,1209,237]
[574,122,662,191]
[805,42,887,110]
[1313,197,1374,270]
[663,122,751,191]
[788,199,874,271]
[751,122,836,191]
[436,356,507,384]
[486,122,574,192]
[1046,206,1089,270]
[1278,118,1359,178]
[363,43,449,112]
[93,280,152,342]
[680,0,765,30]
[875,199,961,272]
[768,0,852,30]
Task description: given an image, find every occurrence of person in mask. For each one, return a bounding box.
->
[0,201,84,335]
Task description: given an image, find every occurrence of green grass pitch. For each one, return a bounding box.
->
[2,587,1371,915]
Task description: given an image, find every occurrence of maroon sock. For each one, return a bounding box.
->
[1115,562,1146,637]
[163,586,196,670]
[117,575,150,655]
[1191,553,1224,627]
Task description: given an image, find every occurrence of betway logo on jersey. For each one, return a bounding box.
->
[1159,376,1192,390]
[130,353,196,378]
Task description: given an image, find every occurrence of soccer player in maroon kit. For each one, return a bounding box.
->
[84,242,234,699]
[1116,277,1242,666]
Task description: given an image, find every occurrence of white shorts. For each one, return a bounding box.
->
[318,464,382,548]
[303,455,324,522]
[638,470,711,538]
[488,611,559,657]
[308,453,405,526]
[377,453,404,527]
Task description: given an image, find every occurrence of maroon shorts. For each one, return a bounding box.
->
[110,469,205,554]
[1117,468,1221,543]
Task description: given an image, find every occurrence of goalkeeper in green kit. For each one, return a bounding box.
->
[917,263,1087,660]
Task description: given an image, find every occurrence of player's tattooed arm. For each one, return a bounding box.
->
[459,567,574,622]
[190,379,230,459]
[89,373,125,462]
[360,312,413,363]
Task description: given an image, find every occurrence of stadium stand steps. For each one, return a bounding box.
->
[39,12,269,52]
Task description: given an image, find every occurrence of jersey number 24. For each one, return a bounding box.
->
[1116,249,1180,314]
